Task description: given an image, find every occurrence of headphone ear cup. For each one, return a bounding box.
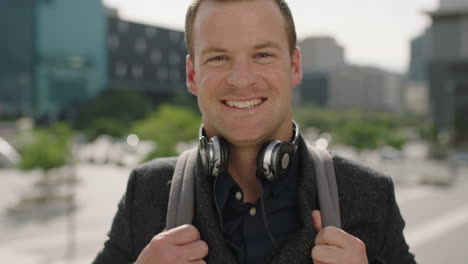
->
[257,140,283,182]
[257,140,297,182]
[199,136,210,174]
[256,141,272,179]
[217,137,229,175]
[272,142,296,182]
[208,136,229,177]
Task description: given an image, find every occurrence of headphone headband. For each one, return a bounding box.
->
[198,121,299,145]
[198,121,300,180]
[291,120,299,149]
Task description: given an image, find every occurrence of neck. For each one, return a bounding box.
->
[209,120,296,202]
[227,144,260,203]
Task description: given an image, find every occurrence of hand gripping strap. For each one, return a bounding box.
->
[165,148,198,229]
[307,145,342,228]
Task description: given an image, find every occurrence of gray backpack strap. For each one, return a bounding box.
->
[165,147,198,230]
[307,145,341,228]
[165,145,340,229]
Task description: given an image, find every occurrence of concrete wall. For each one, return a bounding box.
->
[328,65,404,112]
[299,37,345,73]
[431,17,461,60]
[440,0,468,11]
[461,17,468,58]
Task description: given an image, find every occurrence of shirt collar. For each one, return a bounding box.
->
[214,169,238,214]
[214,151,300,213]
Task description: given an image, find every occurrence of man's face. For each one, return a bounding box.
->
[186,0,302,146]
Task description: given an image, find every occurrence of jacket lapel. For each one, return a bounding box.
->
[270,139,319,264]
[192,138,319,264]
[193,156,237,264]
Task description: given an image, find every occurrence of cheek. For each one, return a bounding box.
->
[196,69,226,99]
[257,65,292,93]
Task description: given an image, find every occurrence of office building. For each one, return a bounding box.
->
[107,16,187,101]
[297,72,329,107]
[0,0,191,121]
[299,37,346,73]
[427,0,468,144]
[328,65,405,113]
[0,0,107,121]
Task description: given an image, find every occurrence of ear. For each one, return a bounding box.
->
[186,55,198,96]
[291,47,302,88]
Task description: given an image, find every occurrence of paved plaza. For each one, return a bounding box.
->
[1,159,467,264]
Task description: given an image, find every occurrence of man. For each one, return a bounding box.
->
[93,0,416,263]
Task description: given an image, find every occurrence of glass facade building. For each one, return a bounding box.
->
[0,0,107,120]
[0,1,36,116]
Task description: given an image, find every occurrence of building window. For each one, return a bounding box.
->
[157,67,168,80]
[151,49,163,64]
[146,26,157,38]
[169,31,181,42]
[170,69,180,81]
[116,63,127,78]
[169,52,181,66]
[117,21,129,33]
[462,18,468,57]
[132,64,144,80]
[108,35,120,50]
[135,38,147,53]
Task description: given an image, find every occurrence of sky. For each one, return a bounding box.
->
[102,0,440,74]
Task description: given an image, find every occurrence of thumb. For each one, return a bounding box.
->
[312,210,322,232]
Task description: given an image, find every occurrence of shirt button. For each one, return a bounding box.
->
[235,191,242,201]
[249,207,257,216]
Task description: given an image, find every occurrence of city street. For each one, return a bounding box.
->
[0,161,467,264]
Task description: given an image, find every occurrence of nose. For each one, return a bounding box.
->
[227,60,256,88]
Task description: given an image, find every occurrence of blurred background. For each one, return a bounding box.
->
[0,0,467,263]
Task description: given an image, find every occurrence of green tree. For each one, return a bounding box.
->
[336,122,382,151]
[132,104,201,159]
[18,123,74,200]
[77,90,153,140]
[293,106,415,150]
[19,123,73,171]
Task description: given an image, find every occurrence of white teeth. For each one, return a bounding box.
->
[225,99,263,109]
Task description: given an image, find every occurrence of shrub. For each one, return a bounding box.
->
[76,90,153,140]
[131,104,201,159]
[18,123,73,171]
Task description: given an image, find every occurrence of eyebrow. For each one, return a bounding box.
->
[253,41,282,50]
[201,47,227,57]
[200,41,282,57]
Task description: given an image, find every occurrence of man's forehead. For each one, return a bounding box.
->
[192,0,287,47]
[196,0,278,14]
[193,0,283,30]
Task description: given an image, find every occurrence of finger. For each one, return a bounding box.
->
[312,244,341,264]
[312,210,323,231]
[315,226,350,248]
[179,240,209,261]
[190,261,206,264]
[163,224,201,245]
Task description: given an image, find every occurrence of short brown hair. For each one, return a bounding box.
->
[185,0,297,59]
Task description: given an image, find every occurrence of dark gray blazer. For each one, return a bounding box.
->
[93,138,416,264]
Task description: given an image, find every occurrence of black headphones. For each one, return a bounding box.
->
[198,121,300,182]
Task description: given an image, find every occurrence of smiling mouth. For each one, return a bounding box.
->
[222,98,266,109]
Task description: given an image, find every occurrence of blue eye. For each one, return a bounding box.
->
[210,56,226,61]
[206,55,229,67]
[258,53,270,58]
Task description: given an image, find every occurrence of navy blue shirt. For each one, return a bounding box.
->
[214,154,301,263]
